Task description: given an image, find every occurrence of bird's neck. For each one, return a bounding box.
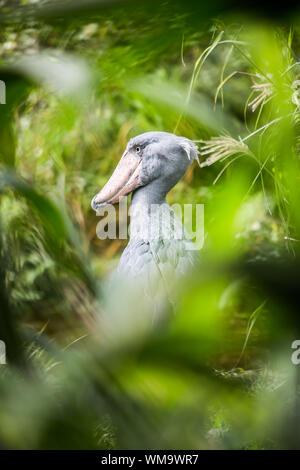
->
[131,181,167,208]
[129,184,184,241]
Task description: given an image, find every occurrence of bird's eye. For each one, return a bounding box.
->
[136,146,141,154]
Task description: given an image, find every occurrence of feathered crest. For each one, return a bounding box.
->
[179,138,200,165]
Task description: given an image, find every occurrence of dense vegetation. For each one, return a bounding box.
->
[0,0,300,449]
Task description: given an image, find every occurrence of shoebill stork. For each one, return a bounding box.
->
[91,132,199,305]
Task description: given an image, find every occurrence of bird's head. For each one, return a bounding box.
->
[91,131,199,211]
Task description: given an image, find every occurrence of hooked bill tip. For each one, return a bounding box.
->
[91,195,109,211]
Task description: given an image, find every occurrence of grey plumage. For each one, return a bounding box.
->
[118,133,199,286]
